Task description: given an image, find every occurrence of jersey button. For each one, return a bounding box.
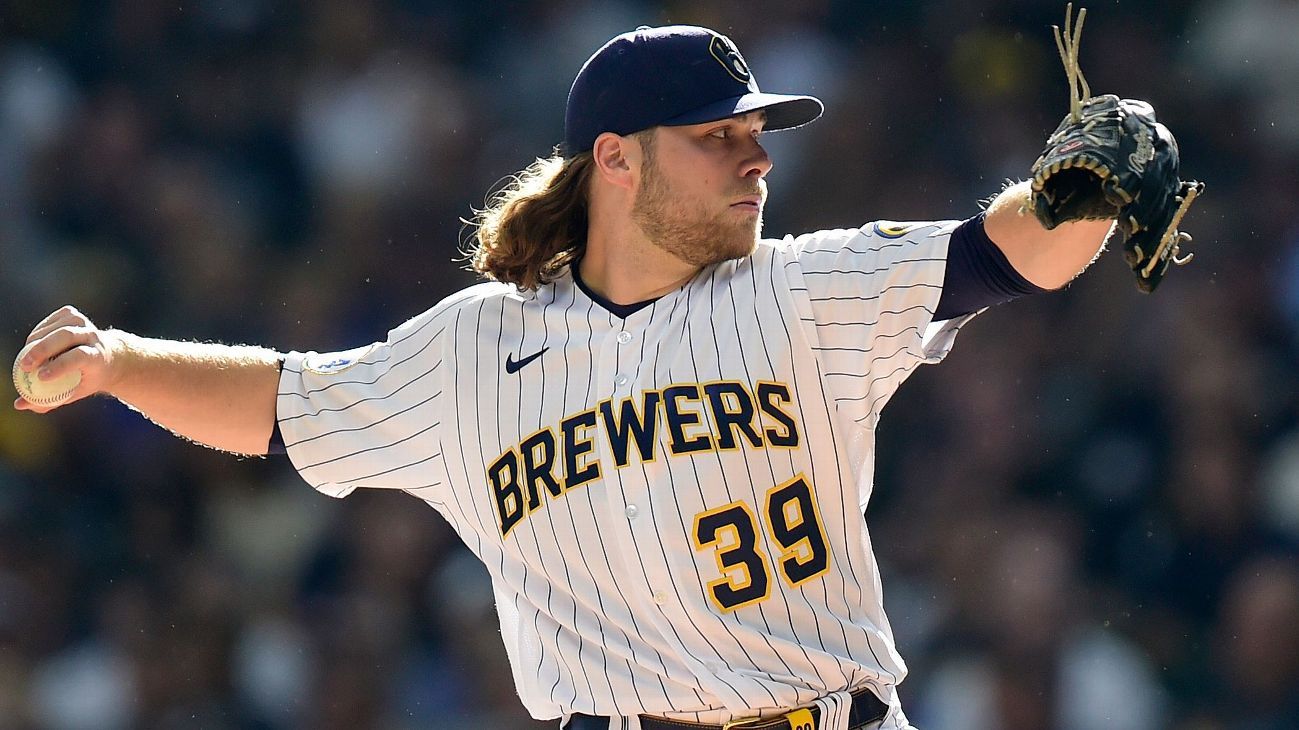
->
[624,504,639,520]
[614,374,629,387]
[652,591,667,605]
[617,330,632,344]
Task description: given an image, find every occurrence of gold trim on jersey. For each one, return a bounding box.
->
[694,499,771,613]
[597,392,661,468]
[519,426,562,512]
[754,381,799,449]
[486,379,803,538]
[763,474,832,589]
[689,473,832,613]
[560,408,602,491]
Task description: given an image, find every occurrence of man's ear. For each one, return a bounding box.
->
[592,132,639,191]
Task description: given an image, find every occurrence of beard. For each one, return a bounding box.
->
[631,159,763,267]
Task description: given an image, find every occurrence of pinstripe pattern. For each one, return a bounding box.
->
[276,221,972,724]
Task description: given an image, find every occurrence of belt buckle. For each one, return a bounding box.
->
[720,707,814,730]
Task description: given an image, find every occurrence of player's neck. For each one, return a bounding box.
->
[580,222,700,306]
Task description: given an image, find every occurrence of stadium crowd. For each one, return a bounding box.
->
[1,1,1296,728]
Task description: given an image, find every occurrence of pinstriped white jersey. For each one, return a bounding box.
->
[277,220,975,726]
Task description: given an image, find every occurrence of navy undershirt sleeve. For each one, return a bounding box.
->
[268,421,286,455]
[933,212,1049,321]
[267,359,286,455]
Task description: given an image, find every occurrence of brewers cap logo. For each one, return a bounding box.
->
[709,34,752,83]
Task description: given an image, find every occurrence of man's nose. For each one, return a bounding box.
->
[742,139,772,179]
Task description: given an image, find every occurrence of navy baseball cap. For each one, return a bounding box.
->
[563,25,824,155]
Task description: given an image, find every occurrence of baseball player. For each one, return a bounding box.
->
[15,21,1199,730]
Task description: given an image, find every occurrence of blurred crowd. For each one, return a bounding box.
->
[1,1,1297,729]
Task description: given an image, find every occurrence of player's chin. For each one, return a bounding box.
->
[716,231,760,263]
[740,216,763,250]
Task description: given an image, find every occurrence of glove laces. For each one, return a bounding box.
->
[1053,3,1091,124]
[1139,182,1204,278]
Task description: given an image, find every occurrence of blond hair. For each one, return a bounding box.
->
[467,151,595,290]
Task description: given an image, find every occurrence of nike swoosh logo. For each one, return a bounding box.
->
[505,347,549,374]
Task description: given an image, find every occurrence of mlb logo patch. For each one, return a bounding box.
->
[303,344,377,375]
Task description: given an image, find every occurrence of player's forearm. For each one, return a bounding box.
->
[983,180,1114,290]
[104,331,281,455]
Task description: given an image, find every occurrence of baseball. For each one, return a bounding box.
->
[12,342,81,407]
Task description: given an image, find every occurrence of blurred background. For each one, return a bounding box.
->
[1,0,1297,728]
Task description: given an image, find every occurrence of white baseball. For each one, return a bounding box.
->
[12,342,81,407]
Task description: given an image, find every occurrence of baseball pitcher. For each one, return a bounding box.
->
[14,14,1200,730]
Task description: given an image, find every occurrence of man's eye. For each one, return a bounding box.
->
[710,128,729,139]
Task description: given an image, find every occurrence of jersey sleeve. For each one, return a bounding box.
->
[276,308,450,498]
[781,220,979,428]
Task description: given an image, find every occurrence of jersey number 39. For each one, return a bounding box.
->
[692,475,831,612]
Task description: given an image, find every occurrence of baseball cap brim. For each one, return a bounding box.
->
[660,92,824,132]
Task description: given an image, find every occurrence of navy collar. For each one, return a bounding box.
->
[571,262,659,319]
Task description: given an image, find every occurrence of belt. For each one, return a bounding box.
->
[566,687,887,730]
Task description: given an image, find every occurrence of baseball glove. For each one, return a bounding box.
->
[1029,5,1204,293]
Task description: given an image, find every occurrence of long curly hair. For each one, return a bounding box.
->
[466,150,595,290]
